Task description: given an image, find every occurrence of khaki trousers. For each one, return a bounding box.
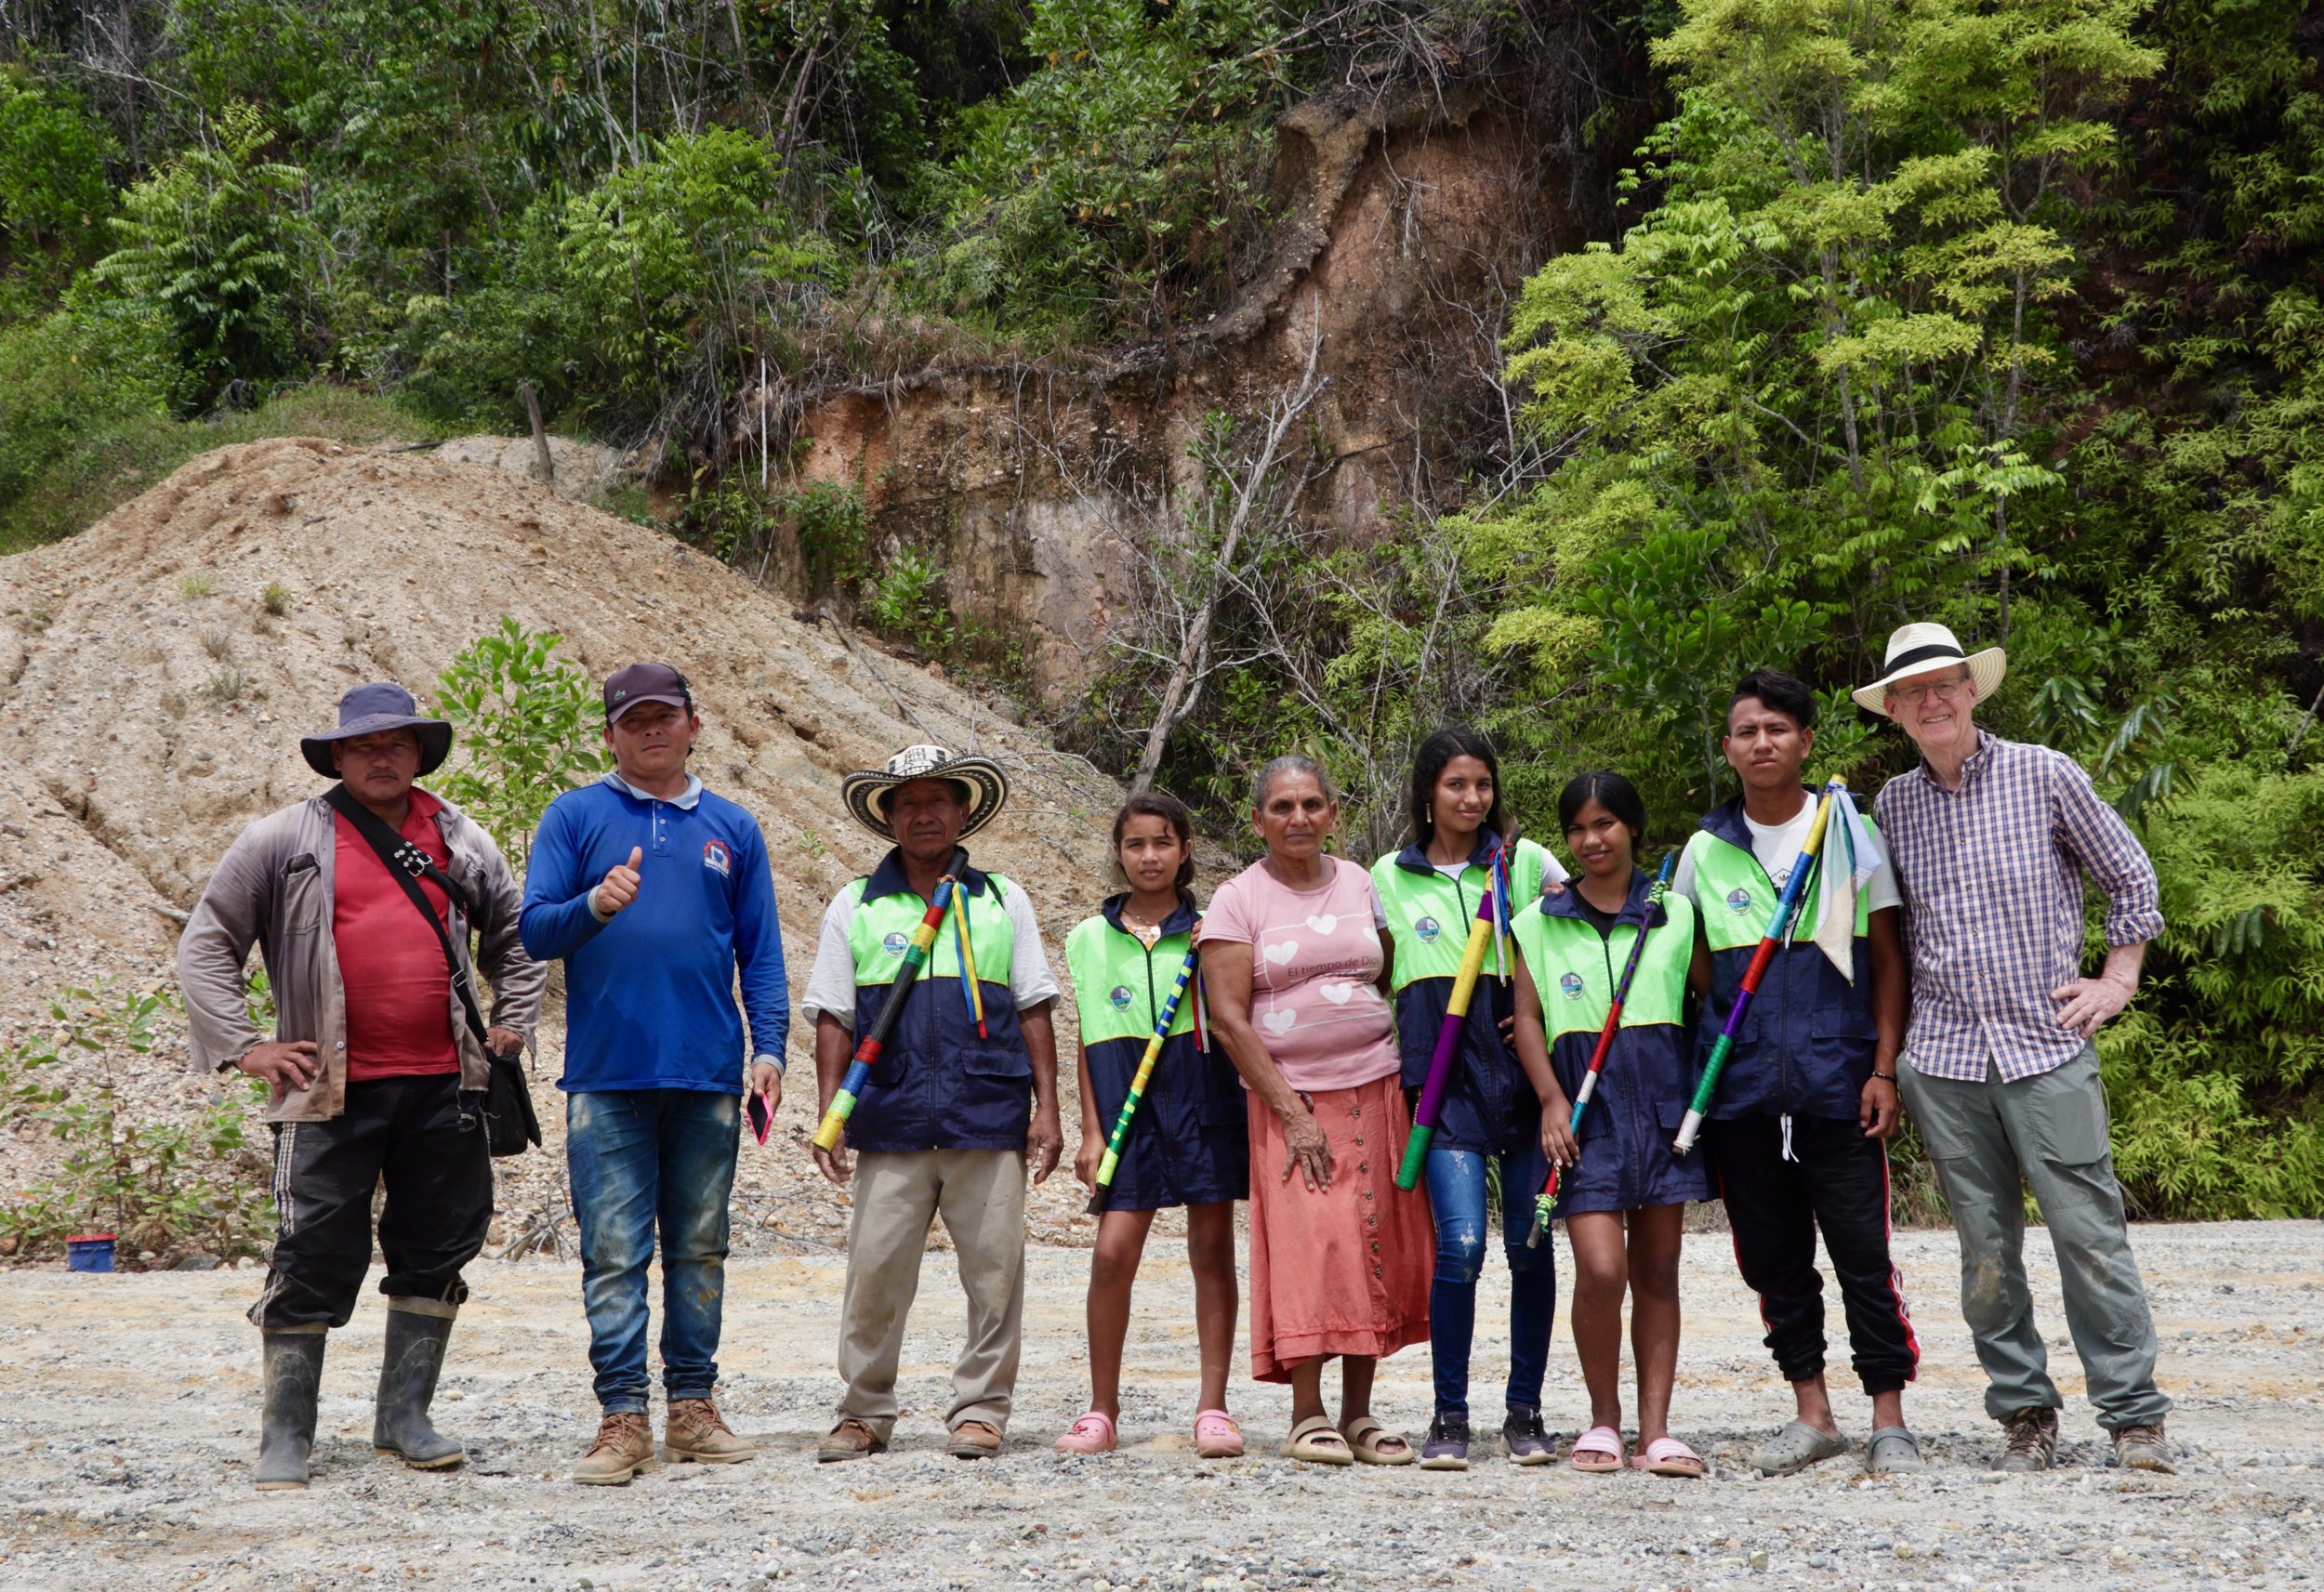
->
[837,1149,1026,1439]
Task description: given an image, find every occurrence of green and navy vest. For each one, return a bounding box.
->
[841,849,1028,1153]
[1063,895,1244,1145]
[1679,790,1880,1121]
[1372,835,1559,1152]
[1511,869,1696,1142]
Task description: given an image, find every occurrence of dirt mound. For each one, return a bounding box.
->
[0,435,1124,1252]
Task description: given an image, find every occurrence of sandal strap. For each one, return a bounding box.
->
[1570,1424,1625,1457]
[1288,1415,1346,1444]
[1640,1436,1702,1464]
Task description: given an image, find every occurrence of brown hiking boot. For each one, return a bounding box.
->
[2113,1421,2175,1474]
[663,1398,756,1464]
[817,1417,888,1464]
[1997,1407,2060,1473]
[572,1412,654,1485]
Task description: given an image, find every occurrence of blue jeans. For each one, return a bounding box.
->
[567,1089,739,1414]
[1423,1142,1556,1420]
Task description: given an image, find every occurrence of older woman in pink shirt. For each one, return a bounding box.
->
[1203,756,1432,1466]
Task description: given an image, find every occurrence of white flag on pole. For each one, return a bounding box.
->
[1813,787,1883,981]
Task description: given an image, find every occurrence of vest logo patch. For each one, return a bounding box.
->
[1559,971,1586,1000]
[881,931,908,956]
[701,838,732,876]
[1109,984,1134,1011]
[1726,888,1753,914]
[1414,915,1441,943]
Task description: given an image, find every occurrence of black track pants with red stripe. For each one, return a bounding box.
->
[1706,1112,1919,1397]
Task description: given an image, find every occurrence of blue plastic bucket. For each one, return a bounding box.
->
[66,1233,115,1273]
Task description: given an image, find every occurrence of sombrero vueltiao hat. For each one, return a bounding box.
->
[1852,622,2007,718]
[841,744,1010,841]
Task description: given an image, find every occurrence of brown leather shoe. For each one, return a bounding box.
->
[948,1418,1003,1459]
[664,1398,756,1464]
[2113,1420,2175,1474]
[1997,1407,2060,1473]
[573,1412,654,1485]
[817,1417,889,1464]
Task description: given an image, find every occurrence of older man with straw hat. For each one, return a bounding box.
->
[1861,623,2174,1475]
[800,745,1063,1462]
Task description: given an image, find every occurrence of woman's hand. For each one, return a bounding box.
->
[1539,1106,1579,1168]
[1281,1102,1333,1191]
[1072,1123,1103,1193]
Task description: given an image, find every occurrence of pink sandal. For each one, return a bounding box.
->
[1569,1424,1626,1473]
[1194,1409,1244,1459]
[1632,1435,1706,1478]
[1054,1412,1117,1454]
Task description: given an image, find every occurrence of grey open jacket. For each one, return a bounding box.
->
[176,790,546,1123]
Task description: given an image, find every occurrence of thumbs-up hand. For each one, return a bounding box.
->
[595,846,643,917]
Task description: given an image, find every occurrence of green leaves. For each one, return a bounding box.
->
[432,619,611,865]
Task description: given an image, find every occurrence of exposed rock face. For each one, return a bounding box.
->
[779,85,1573,704]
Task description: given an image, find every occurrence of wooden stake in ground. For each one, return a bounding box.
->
[521,381,554,486]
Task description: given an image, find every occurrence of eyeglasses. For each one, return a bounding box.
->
[1885,673,1974,708]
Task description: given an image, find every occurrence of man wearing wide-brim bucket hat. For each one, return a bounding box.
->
[800,744,1062,1462]
[178,682,544,1489]
[1862,623,2176,1476]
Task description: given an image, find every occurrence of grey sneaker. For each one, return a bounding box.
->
[1866,1426,1925,1474]
[1502,1406,1554,1467]
[1418,1414,1471,1470]
[1751,1420,1848,1477]
[1997,1407,2060,1472]
[2112,1421,2175,1474]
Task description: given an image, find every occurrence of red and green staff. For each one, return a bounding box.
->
[1527,851,1676,1248]
[1394,859,1509,1191]
[1085,945,1204,1216]
[812,849,966,1152]
[1670,779,1842,1156]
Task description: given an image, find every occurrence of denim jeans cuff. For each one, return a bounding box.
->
[601,1395,649,1416]
[667,1385,718,1404]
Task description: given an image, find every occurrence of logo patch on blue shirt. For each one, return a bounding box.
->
[701,838,732,876]
[1109,984,1133,1011]
[1726,888,1753,914]
[1414,915,1441,943]
[881,931,908,956]
[1560,971,1586,1000]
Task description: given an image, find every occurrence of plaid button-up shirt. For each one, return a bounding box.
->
[1874,731,2164,1083]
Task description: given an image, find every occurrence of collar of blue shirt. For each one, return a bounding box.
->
[601,770,703,809]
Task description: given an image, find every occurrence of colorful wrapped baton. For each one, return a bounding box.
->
[1670,779,1842,1155]
[812,849,967,1152]
[1394,865,1506,1191]
[1527,851,1676,1247]
[1085,944,1203,1216]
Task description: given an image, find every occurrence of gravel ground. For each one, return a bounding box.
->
[2,1220,2319,1592]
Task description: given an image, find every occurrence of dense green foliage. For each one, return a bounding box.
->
[433,619,612,863]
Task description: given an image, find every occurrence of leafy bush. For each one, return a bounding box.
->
[868,546,957,651]
[0,980,274,1263]
[432,619,612,862]
[785,480,870,592]
[0,70,118,312]
[0,302,178,531]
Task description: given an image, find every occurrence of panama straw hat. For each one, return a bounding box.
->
[1852,623,2007,717]
[841,743,1010,841]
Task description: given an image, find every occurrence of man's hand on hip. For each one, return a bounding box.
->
[238,1040,319,1098]
[594,847,643,916]
[2051,974,2134,1038]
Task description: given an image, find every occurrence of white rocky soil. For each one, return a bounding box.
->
[0,1222,2318,1590]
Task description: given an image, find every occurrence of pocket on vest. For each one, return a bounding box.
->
[1811,1008,1879,1044]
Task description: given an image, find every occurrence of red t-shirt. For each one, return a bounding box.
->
[333,788,459,1081]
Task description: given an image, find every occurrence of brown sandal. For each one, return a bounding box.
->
[1281,1414,1353,1466]
[1340,1415,1414,1466]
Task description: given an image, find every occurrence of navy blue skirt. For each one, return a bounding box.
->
[1085,1033,1249,1211]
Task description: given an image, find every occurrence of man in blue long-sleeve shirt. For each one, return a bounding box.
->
[522,662,788,1485]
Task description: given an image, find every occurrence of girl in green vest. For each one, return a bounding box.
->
[1512,770,1710,1478]
[1057,792,1250,1458]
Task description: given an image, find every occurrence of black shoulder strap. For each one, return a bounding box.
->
[322,783,491,1049]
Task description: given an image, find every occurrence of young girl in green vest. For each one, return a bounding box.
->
[1511,770,1710,1477]
[1372,726,1570,1469]
[1057,792,1251,1458]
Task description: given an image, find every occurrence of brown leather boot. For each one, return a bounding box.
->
[572,1412,654,1485]
[664,1398,756,1464]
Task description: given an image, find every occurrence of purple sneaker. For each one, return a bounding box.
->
[1502,1406,1554,1466]
[1419,1414,1471,1470]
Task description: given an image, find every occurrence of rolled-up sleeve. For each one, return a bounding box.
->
[2052,756,2165,947]
[1003,886,1061,1012]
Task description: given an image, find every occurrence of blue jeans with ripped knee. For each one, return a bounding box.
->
[567,1089,739,1414]
[1423,1140,1556,1421]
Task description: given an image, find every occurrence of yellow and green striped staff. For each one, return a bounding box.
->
[812,850,966,1152]
[1085,945,1202,1216]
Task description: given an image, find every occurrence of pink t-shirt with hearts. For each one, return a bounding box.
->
[1205,854,1399,1093]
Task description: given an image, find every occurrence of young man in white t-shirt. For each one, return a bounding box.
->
[1673,670,1921,1478]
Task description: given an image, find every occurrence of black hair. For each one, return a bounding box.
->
[1409,724,1507,849]
[1112,789,1197,897]
[1557,770,1647,849]
[1729,668,1816,732]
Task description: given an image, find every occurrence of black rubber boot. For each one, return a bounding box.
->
[255,1330,327,1490]
[372,1304,466,1469]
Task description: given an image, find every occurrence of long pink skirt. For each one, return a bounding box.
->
[1246,1072,1433,1383]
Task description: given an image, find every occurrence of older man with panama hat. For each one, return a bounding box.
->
[801,744,1063,1462]
[1863,623,2175,1475]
